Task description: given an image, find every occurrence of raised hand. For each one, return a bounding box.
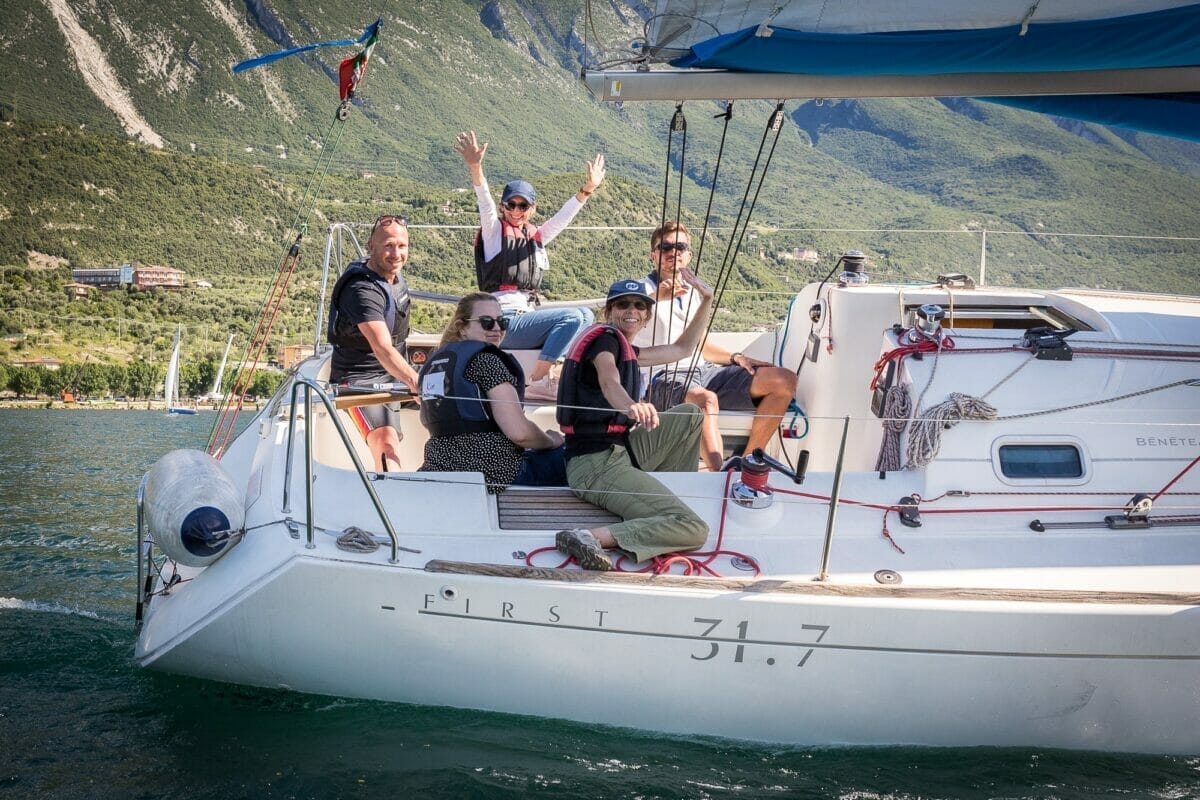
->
[677,267,714,301]
[657,274,688,300]
[454,131,487,166]
[583,153,606,191]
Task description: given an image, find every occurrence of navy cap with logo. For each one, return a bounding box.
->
[605,279,655,306]
[501,180,537,204]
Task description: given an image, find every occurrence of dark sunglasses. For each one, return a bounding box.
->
[656,241,690,253]
[503,200,532,211]
[469,315,511,331]
[372,214,409,233]
[612,299,649,311]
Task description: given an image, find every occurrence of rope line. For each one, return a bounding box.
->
[997,377,1200,420]
[874,385,911,472]
[207,106,352,455]
[906,392,998,469]
[526,471,762,576]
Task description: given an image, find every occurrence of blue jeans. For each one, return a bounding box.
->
[513,445,568,487]
[501,307,594,361]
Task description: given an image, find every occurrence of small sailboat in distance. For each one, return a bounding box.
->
[202,334,235,402]
[164,326,197,415]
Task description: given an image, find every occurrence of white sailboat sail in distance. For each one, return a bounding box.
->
[164,326,196,415]
[205,334,235,401]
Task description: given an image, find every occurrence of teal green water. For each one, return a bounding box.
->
[1,410,1197,799]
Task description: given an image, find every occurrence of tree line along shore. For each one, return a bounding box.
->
[0,360,284,405]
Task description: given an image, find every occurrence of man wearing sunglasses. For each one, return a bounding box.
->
[327,215,420,471]
[455,130,603,402]
[634,222,798,471]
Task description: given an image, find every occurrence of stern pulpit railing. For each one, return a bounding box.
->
[282,376,416,563]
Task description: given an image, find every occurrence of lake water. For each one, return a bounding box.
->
[1,409,1197,799]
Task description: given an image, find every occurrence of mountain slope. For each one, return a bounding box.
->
[1,0,1199,331]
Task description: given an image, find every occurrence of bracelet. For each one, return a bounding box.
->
[578,187,594,197]
[730,352,743,366]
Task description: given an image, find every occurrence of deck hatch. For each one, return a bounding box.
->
[904,304,1092,331]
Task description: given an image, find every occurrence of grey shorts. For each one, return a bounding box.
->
[647,363,757,412]
[346,402,406,439]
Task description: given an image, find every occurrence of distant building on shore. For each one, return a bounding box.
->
[779,247,820,263]
[63,282,93,299]
[133,264,186,290]
[71,262,186,291]
[72,264,134,287]
[12,357,62,370]
[280,344,315,370]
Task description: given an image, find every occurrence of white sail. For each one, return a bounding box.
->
[209,334,234,400]
[163,326,181,409]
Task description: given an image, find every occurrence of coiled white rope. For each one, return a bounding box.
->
[906,392,998,469]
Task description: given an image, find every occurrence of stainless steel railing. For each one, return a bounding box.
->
[282,376,416,563]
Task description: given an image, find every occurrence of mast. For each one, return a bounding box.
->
[210,334,234,399]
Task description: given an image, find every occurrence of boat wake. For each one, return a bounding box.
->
[0,596,101,620]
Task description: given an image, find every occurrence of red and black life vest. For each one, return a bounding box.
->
[473,220,546,293]
[418,341,525,437]
[557,324,642,438]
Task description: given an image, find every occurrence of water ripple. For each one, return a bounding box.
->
[1,410,1198,799]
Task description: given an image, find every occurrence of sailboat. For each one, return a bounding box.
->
[133,4,1200,754]
[201,334,235,403]
[163,326,196,415]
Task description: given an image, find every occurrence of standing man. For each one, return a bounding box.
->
[633,222,798,471]
[327,214,420,471]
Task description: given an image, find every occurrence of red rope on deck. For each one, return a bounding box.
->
[526,471,762,577]
[1153,450,1200,501]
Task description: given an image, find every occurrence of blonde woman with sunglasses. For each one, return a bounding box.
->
[455,130,603,401]
[417,293,567,492]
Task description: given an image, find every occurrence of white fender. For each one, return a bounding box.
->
[143,449,245,567]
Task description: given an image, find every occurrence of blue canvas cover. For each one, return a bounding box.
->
[656,2,1200,140]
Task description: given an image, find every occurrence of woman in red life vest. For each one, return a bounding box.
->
[455,130,602,401]
[553,272,714,570]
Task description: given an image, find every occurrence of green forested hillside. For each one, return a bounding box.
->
[3,0,1200,389]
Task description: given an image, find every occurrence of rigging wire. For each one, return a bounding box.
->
[207,109,351,455]
[693,102,733,270]
[655,102,735,393]
[690,102,788,379]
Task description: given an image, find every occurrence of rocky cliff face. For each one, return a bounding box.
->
[5,0,1200,244]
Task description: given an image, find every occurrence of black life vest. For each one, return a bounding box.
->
[473,220,546,293]
[327,261,410,356]
[418,341,525,437]
[557,324,641,437]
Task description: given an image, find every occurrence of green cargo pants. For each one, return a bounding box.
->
[565,403,708,562]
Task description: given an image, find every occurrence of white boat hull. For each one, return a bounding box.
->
[138,552,1198,753]
[136,281,1200,754]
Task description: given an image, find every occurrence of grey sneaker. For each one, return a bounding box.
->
[555,528,613,571]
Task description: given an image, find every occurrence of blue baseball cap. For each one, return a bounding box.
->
[501,180,537,204]
[605,279,655,306]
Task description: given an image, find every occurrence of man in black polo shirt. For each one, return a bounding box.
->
[327,215,420,470]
